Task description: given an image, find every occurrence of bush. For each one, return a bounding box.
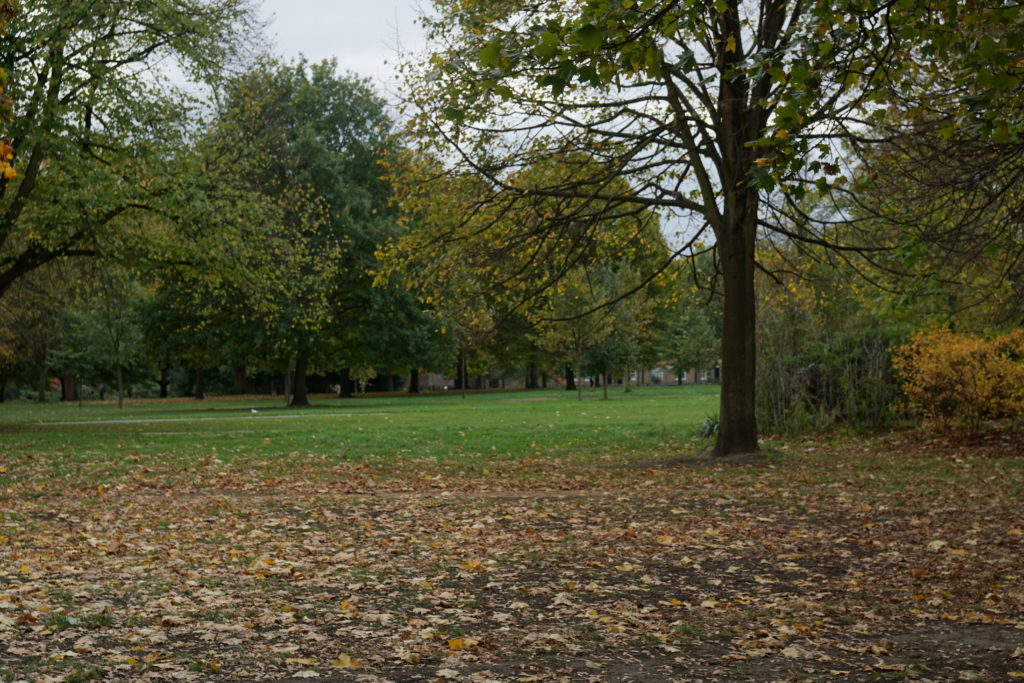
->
[757,323,905,434]
[893,327,1024,434]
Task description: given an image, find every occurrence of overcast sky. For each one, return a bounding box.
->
[256,0,428,95]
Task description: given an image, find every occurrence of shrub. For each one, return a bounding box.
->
[893,327,1024,434]
[757,322,905,434]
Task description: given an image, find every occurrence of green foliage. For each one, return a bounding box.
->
[0,0,258,296]
[692,413,720,440]
[52,267,150,407]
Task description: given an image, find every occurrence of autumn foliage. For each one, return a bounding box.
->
[893,326,1024,434]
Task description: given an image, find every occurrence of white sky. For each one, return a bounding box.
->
[256,0,428,95]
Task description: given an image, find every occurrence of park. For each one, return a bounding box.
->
[1,387,1022,681]
[2,0,1024,680]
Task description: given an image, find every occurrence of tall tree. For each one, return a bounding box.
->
[213,59,398,406]
[0,0,257,297]
[403,0,958,454]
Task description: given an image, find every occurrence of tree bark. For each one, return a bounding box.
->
[116,363,124,410]
[408,367,420,393]
[290,356,310,406]
[61,373,78,402]
[338,367,353,398]
[714,186,760,455]
[37,360,47,402]
[457,350,467,399]
[526,362,538,389]
[194,369,205,400]
[574,354,583,401]
[159,366,169,398]
[231,365,246,394]
[541,371,548,389]
[564,362,575,391]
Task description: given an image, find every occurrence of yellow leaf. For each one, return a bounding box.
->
[286,658,318,666]
[669,598,683,606]
[448,636,478,651]
[655,535,674,545]
[725,36,737,53]
[330,654,361,669]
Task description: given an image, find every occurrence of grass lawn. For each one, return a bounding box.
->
[1,386,1022,682]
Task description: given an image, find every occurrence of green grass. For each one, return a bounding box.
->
[0,385,720,490]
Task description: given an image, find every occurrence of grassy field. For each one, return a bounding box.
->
[0,385,719,491]
[1,386,1023,682]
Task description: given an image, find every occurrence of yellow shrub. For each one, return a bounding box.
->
[893,326,1024,434]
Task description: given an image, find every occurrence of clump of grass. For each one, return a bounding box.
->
[692,412,719,439]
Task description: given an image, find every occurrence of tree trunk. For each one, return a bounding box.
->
[37,360,47,402]
[408,367,420,393]
[602,376,608,401]
[194,369,206,400]
[526,362,538,389]
[714,188,760,456]
[458,350,467,399]
[61,373,78,402]
[338,367,353,398]
[159,366,169,398]
[116,363,124,410]
[290,356,310,407]
[231,365,246,394]
[541,371,548,389]
[565,362,575,391]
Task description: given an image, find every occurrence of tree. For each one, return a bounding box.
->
[403,0,958,454]
[207,59,399,406]
[0,0,257,297]
[55,267,148,409]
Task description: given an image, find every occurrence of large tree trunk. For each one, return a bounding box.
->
[564,362,575,391]
[338,367,353,398]
[714,188,759,456]
[408,367,420,393]
[290,356,310,406]
[159,366,170,398]
[231,365,246,394]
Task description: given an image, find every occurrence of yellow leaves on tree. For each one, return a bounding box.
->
[893,326,1024,435]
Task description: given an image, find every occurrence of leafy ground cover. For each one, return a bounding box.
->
[1,387,1022,682]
